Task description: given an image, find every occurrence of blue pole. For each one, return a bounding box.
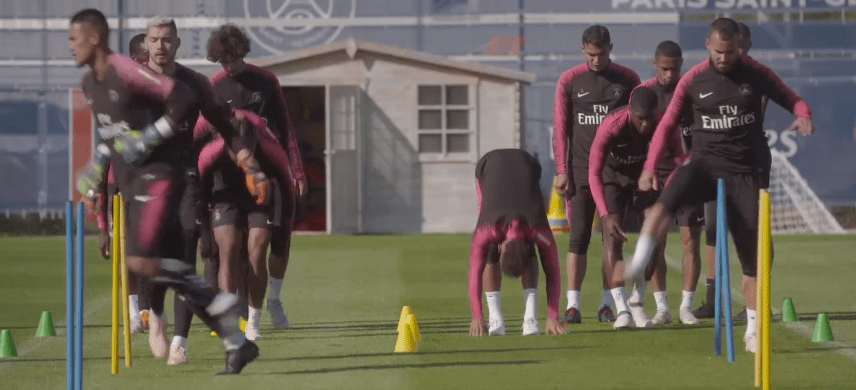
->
[65,201,74,390]
[714,180,723,357]
[719,184,736,363]
[75,202,85,390]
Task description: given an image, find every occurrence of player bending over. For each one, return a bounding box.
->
[468,149,566,337]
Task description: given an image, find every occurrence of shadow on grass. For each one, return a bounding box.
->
[255,359,544,375]
[774,345,856,355]
[795,312,856,322]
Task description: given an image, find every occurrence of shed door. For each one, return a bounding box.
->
[326,85,361,234]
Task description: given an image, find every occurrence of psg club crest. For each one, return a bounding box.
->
[739,84,752,96]
[243,0,357,54]
[612,87,623,98]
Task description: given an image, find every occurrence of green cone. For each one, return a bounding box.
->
[0,329,17,357]
[811,313,833,342]
[36,311,56,337]
[782,298,797,322]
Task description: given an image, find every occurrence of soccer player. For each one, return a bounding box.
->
[143,15,237,364]
[588,87,685,329]
[633,41,703,326]
[627,18,815,353]
[207,24,307,332]
[469,149,565,337]
[694,22,770,321]
[70,8,260,374]
[552,25,640,324]
[129,33,148,64]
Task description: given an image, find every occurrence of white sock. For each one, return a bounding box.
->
[248,306,262,328]
[223,332,246,351]
[523,288,538,321]
[485,291,503,322]
[600,289,613,310]
[171,335,187,348]
[654,291,669,312]
[611,287,629,314]
[267,277,283,302]
[629,234,656,277]
[566,290,581,311]
[680,290,696,311]
[129,295,140,319]
[746,309,758,337]
[629,280,649,306]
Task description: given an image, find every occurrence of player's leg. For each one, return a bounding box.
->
[600,184,635,329]
[244,205,272,341]
[267,180,293,329]
[647,218,671,326]
[629,160,717,280]
[520,244,540,335]
[725,174,760,353]
[564,186,606,323]
[676,204,704,324]
[126,173,256,373]
[168,169,201,365]
[693,201,718,318]
[484,244,505,335]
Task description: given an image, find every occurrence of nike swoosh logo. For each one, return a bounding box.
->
[137,69,162,85]
[226,100,233,103]
[697,216,705,222]
[141,173,156,180]
[134,195,154,203]
[577,91,590,97]
[699,92,714,99]
[267,220,274,225]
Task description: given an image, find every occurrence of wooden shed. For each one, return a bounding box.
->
[251,39,535,233]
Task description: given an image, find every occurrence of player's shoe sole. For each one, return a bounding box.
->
[598,306,617,323]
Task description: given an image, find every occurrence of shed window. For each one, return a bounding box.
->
[417,84,473,155]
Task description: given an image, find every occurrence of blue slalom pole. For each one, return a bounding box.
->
[75,202,85,390]
[717,181,736,363]
[66,201,74,390]
[714,180,724,357]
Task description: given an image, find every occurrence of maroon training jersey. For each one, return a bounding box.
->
[475,149,547,229]
[645,57,811,175]
[588,107,684,217]
[81,54,179,190]
[553,62,640,185]
[211,64,305,181]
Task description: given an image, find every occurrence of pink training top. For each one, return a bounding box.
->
[469,221,562,321]
[588,107,685,218]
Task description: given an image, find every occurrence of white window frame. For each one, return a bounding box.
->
[415,83,475,162]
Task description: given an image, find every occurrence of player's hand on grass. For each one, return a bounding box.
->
[788,116,815,136]
[469,318,487,337]
[98,230,111,259]
[602,213,627,242]
[545,317,567,335]
[554,174,573,198]
[638,171,658,192]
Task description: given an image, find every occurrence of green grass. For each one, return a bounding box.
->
[1,234,854,389]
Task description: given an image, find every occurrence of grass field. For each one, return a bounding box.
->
[1,233,855,389]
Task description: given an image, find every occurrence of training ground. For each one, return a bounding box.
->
[1,233,854,389]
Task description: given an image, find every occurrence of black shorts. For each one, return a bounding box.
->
[179,168,202,232]
[210,190,272,230]
[269,179,295,255]
[676,203,706,227]
[659,159,759,276]
[124,165,184,260]
[604,183,658,217]
[567,185,596,254]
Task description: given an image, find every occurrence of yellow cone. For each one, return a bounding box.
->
[394,323,417,353]
[547,186,569,233]
[240,318,247,333]
[406,314,421,343]
[397,306,413,334]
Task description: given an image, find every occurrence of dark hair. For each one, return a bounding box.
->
[582,25,611,47]
[500,240,534,278]
[737,22,752,43]
[709,17,739,41]
[207,24,251,63]
[630,87,658,113]
[654,40,682,59]
[70,8,109,40]
[129,33,147,56]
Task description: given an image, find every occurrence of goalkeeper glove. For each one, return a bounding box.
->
[76,143,111,196]
[113,118,174,165]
